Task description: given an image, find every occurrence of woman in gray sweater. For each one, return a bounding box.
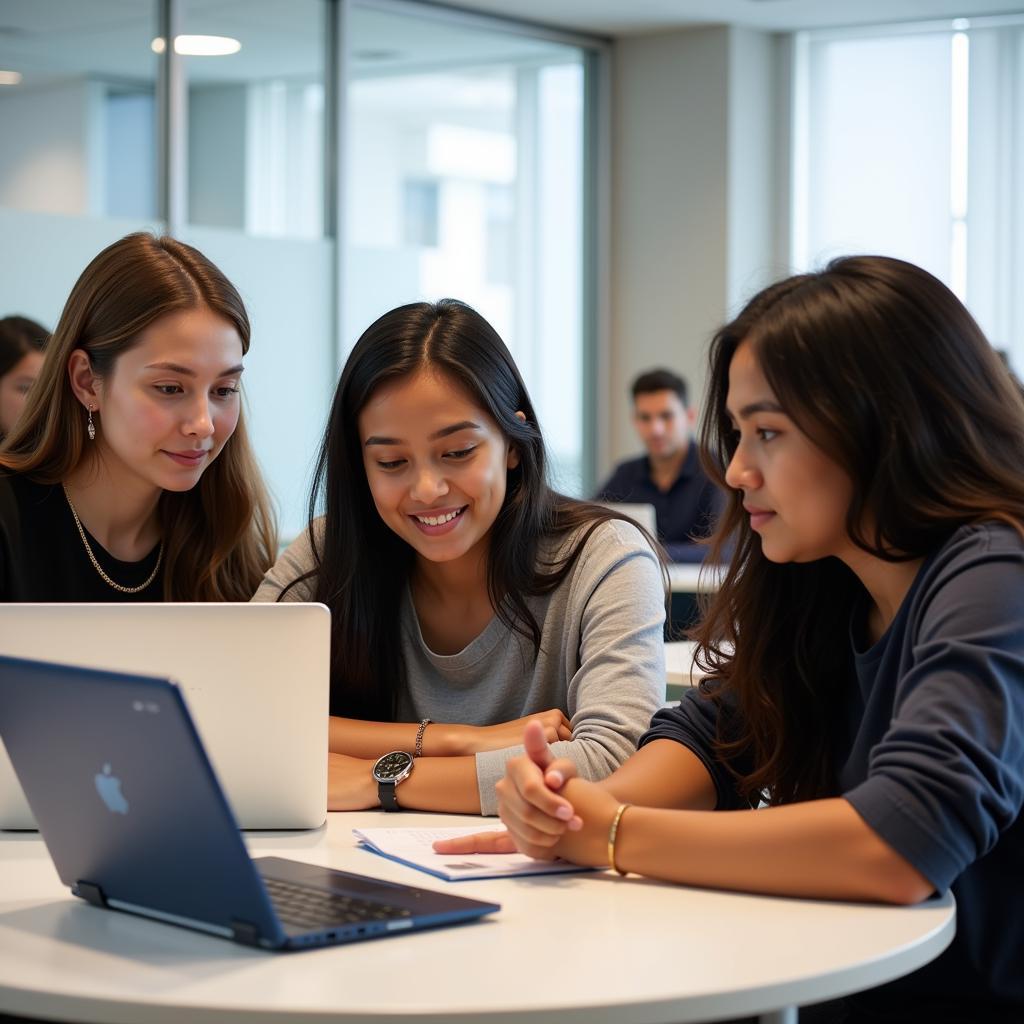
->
[254,299,670,815]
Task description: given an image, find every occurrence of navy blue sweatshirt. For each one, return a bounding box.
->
[642,523,1024,1019]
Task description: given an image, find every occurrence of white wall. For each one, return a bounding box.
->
[727,28,787,313]
[0,80,102,217]
[0,207,159,328]
[608,25,781,472]
[189,85,248,230]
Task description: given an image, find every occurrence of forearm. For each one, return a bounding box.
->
[613,797,934,904]
[394,756,482,814]
[329,716,474,759]
[329,717,421,759]
[598,738,719,810]
[331,751,483,812]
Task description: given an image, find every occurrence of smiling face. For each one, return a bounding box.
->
[358,368,520,569]
[724,341,855,564]
[76,306,245,495]
[0,349,44,435]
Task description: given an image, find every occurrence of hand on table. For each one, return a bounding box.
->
[328,753,377,810]
[433,720,622,868]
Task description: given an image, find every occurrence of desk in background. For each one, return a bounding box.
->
[665,639,704,702]
[0,811,954,1024]
[666,563,725,637]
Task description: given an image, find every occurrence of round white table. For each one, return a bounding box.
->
[0,812,954,1024]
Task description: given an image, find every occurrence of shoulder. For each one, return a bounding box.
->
[0,472,55,523]
[547,515,661,585]
[252,518,323,602]
[922,521,1024,591]
[610,455,647,480]
[911,521,1024,635]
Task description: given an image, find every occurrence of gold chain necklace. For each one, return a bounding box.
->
[62,484,163,595]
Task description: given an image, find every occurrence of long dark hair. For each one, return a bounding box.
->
[1,233,277,600]
[693,255,1024,805]
[0,315,48,377]
[284,298,664,719]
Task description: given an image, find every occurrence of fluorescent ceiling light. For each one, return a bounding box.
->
[0,70,23,85]
[151,35,241,56]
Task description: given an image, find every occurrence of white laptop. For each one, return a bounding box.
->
[0,603,329,831]
[598,501,658,538]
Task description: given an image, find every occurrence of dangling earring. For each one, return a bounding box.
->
[87,405,96,441]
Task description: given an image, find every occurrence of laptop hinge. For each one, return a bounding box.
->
[74,880,108,908]
[231,919,261,946]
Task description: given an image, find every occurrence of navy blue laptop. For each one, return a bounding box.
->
[0,654,499,951]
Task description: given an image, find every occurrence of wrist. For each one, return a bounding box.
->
[607,803,631,875]
[365,760,381,808]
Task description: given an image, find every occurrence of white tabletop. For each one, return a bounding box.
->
[0,813,954,1024]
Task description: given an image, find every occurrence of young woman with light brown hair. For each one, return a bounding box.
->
[0,232,276,601]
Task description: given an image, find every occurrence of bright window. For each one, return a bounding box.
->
[792,17,1024,366]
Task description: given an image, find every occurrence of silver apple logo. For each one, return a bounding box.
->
[94,763,129,815]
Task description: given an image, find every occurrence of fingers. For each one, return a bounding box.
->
[523,719,555,769]
[506,750,575,820]
[432,831,517,855]
[496,756,579,857]
[541,756,578,792]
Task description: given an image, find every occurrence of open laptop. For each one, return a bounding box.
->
[0,603,329,830]
[0,654,499,950]
[598,501,658,539]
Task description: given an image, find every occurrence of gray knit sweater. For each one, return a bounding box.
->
[254,518,666,814]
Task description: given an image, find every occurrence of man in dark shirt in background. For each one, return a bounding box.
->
[594,368,722,564]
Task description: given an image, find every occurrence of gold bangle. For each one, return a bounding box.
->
[607,803,631,876]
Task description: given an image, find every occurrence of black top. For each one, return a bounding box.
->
[593,446,723,563]
[642,523,1024,1020]
[0,472,164,601]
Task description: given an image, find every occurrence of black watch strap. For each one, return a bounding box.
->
[378,780,401,811]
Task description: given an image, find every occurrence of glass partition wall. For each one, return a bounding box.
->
[0,0,606,537]
[344,3,593,492]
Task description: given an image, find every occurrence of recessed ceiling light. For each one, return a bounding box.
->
[151,35,241,56]
[0,70,22,85]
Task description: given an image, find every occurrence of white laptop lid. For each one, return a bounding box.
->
[598,502,658,538]
[0,603,329,831]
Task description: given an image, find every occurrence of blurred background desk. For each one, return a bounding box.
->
[0,812,954,1024]
[665,640,705,701]
[667,563,725,637]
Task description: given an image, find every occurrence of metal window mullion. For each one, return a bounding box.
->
[330,0,350,370]
[583,45,611,493]
[157,0,186,233]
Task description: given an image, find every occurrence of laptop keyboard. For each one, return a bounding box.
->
[262,876,413,932]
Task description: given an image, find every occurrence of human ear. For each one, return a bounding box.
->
[506,411,527,469]
[67,350,102,410]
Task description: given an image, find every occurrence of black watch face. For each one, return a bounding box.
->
[375,751,413,780]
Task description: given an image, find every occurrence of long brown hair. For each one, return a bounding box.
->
[282,299,665,719]
[0,232,277,600]
[693,255,1024,805]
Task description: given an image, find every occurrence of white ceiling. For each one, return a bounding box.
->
[1,0,1022,90]
[443,0,1024,37]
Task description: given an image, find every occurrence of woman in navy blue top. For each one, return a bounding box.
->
[440,256,1024,1022]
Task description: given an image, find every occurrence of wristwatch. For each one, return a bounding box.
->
[372,750,414,811]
